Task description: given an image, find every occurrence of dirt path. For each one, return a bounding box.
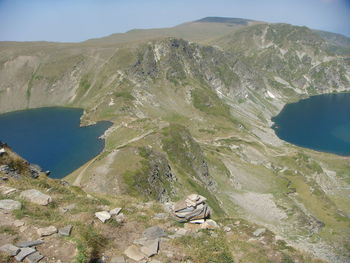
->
[72,156,98,186]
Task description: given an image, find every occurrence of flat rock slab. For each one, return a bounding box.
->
[0,244,20,256]
[37,226,57,237]
[25,251,44,263]
[0,199,21,210]
[0,186,17,195]
[110,255,126,263]
[140,239,159,257]
[20,189,52,206]
[58,225,72,236]
[124,245,145,261]
[95,211,111,223]
[16,240,44,248]
[15,247,36,261]
[143,226,167,240]
[109,207,122,216]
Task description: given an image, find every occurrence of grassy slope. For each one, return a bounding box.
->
[0,19,350,262]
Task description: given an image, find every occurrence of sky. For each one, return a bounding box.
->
[0,0,349,42]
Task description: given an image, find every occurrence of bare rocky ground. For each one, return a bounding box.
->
[0,147,328,263]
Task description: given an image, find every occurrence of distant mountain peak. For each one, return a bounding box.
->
[196,16,254,25]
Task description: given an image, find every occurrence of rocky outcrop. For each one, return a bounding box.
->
[162,125,216,191]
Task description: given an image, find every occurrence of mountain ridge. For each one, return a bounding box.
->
[0,17,350,262]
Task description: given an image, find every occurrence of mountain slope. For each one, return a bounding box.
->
[0,17,350,262]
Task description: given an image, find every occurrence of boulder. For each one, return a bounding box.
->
[123,245,145,261]
[95,211,111,223]
[0,244,20,256]
[0,199,21,210]
[20,189,52,206]
[143,226,167,240]
[37,226,57,237]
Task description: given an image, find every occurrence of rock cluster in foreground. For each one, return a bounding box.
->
[173,194,210,223]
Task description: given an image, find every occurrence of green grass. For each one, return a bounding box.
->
[191,87,232,120]
[0,225,17,236]
[173,231,234,263]
[114,90,135,100]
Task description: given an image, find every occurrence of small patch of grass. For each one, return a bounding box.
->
[0,253,11,263]
[173,230,234,263]
[0,225,18,235]
[114,91,135,100]
[73,223,108,262]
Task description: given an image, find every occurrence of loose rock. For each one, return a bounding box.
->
[110,207,122,216]
[95,211,111,223]
[140,239,159,257]
[0,244,20,256]
[58,225,73,236]
[20,189,52,206]
[0,199,21,211]
[25,251,44,263]
[253,228,266,237]
[0,185,17,195]
[143,226,167,240]
[15,247,36,261]
[16,240,44,248]
[124,245,145,261]
[223,226,232,232]
[200,219,218,229]
[37,226,57,237]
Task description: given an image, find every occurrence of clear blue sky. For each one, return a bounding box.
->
[0,0,349,42]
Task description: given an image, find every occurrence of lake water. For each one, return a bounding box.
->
[272,93,350,156]
[0,107,112,178]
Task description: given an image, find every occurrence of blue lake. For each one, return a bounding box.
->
[272,93,350,156]
[0,107,112,178]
